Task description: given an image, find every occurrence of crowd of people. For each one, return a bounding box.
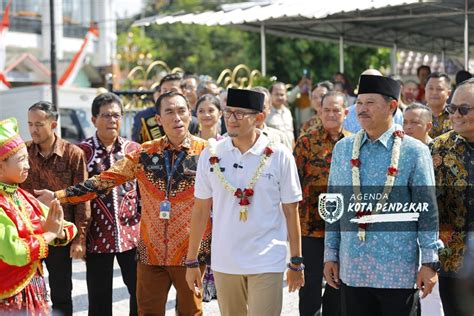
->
[0,65,473,316]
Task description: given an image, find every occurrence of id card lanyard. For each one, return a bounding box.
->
[160,150,186,220]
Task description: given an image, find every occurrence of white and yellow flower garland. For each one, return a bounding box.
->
[351,128,404,241]
[208,138,273,221]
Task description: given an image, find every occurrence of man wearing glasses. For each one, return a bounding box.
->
[431,79,474,316]
[186,88,304,315]
[73,92,141,315]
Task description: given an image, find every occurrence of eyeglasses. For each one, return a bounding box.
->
[223,109,258,120]
[446,103,474,116]
[98,113,122,120]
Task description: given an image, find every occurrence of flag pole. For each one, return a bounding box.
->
[49,0,58,112]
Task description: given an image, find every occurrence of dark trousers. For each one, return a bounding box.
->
[45,244,73,316]
[299,237,341,316]
[341,283,419,316]
[439,275,474,316]
[86,248,138,316]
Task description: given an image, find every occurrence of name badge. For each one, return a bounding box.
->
[159,200,171,220]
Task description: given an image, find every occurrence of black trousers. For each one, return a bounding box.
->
[341,283,419,316]
[299,237,341,316]
[86,248,138,316]
[439,275,474,316]
[45,244,73,316]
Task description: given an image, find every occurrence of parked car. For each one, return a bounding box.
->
[59,107,95,144]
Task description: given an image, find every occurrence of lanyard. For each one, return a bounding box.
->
[164,150,186,199]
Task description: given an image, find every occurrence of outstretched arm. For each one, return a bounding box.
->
[35,152,140,206]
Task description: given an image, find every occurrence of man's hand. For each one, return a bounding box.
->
[34,189,56,207]
[185,267,203,297]
[298,77,312,90]
[70,243,86,260]
[323,261,340,289]
[416,265,438,299]
[286,267,305,292]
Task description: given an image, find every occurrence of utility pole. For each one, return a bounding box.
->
[50,0,58,111]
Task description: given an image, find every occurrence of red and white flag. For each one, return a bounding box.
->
[58,26,99,86]
[0,0,12,88]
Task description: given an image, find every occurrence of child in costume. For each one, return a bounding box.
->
[0,118,77,315]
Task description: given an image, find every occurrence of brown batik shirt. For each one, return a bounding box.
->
[21,135,90,246]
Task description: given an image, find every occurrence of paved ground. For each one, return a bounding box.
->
[44,260,300,315]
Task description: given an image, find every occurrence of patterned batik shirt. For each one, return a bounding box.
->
[429,108,452,139]
[324,125,443,289]
[431,131,474,275]
[77,134,141,254]
[57,134,212,266]
[21,136,90,247]
[294,125,351,238]
[299,115,322,135]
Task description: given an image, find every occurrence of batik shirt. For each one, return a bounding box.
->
[21,136,90,248]
[56,134,212,266]
[294,126,351,238]
[324,125,443,289]
[431,131,474,275]
[429,108,452,139]
[299,115,322,135]
[77,134,140,254]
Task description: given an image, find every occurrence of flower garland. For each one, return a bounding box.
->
[208,138,273,221]
[351,128,404,241]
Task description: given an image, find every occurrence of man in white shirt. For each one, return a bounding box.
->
[185,88,304,316]
[266,82,295,146]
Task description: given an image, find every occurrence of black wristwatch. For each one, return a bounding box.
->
[290,256,304,265]
[422,261,441,273]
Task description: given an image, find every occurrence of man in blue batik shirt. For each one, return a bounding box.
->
[343,69,404,134]
[323,74,443,316]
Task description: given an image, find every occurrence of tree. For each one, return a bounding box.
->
[117,0,390,89]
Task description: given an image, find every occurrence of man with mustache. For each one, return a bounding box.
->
[343,69,404,134]
[324,74,442,316]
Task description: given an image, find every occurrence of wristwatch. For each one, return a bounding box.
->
[287,263,305,272]
[422,261,441,273]
[290,256,304,265]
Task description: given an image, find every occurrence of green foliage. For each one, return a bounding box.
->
[119,0,391,88]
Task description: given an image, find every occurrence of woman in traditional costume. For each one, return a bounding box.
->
[0,117,77,315]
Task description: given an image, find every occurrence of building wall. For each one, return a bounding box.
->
[2,0,115,67]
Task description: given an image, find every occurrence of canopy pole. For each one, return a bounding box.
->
[464,0,469,70]
[441,48,446,72]
[339,36,344,73]
[391,43,398,75]
[260,23,267,76]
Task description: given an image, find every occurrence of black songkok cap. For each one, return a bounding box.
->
[358,75,401,100]
[226,88,264,112]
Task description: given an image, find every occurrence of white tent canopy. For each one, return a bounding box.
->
[133,0,472,75]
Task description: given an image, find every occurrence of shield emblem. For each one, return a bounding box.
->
[318,193,344,224]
